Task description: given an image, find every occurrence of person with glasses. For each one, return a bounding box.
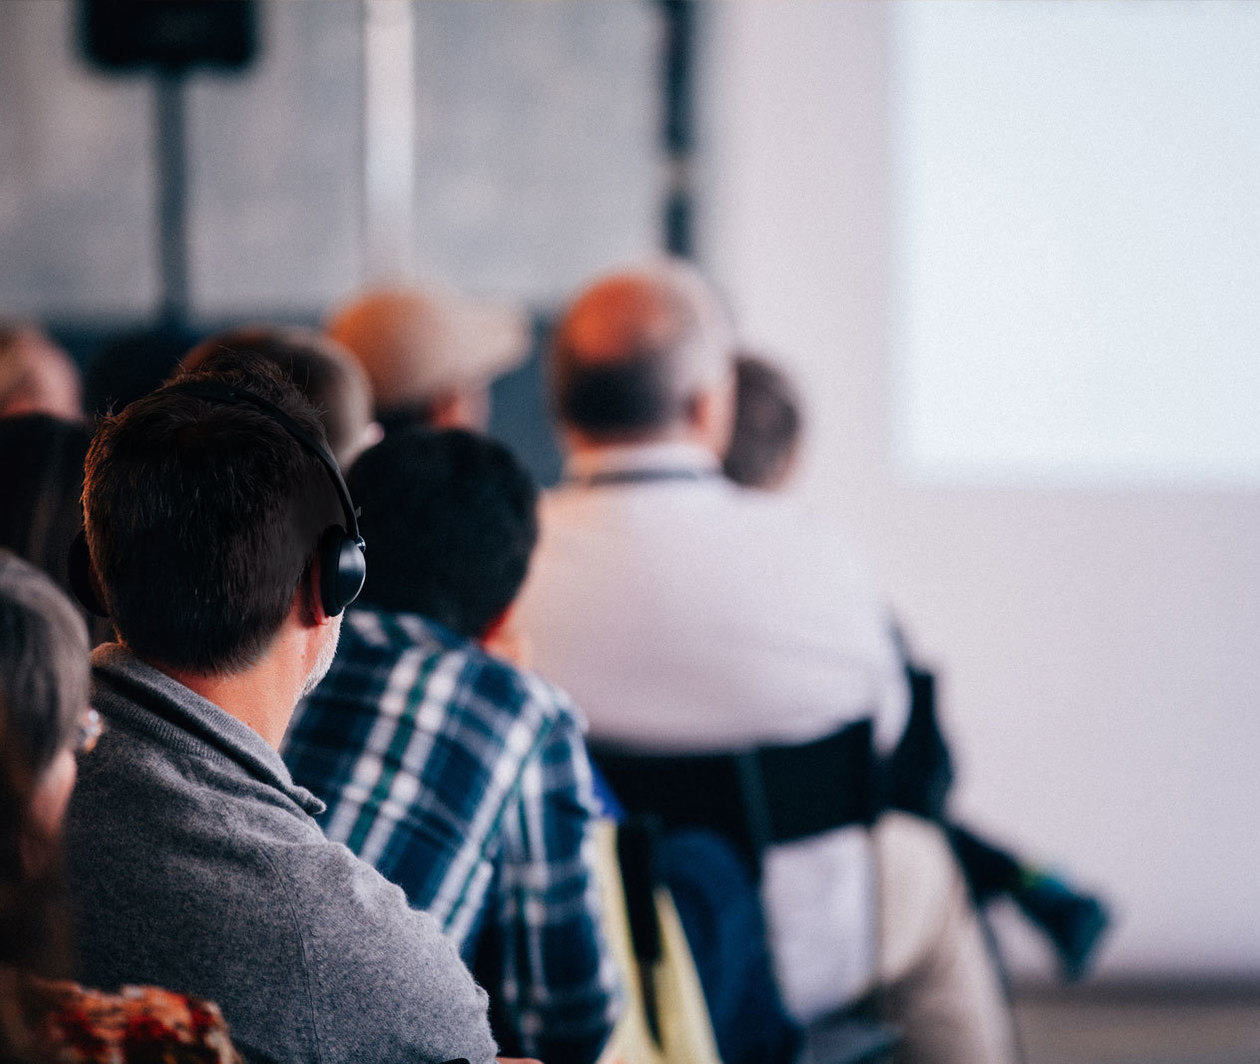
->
[0,550,240,1063]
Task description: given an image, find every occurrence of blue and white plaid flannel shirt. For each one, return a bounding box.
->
[283,608,620,1064]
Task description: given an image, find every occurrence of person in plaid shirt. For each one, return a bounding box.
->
[283,428,619,1064]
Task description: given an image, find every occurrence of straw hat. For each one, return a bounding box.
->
[325,285,530,408]
[0,324,82,420]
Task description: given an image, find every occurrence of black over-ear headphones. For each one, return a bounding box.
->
[69,379,367,620]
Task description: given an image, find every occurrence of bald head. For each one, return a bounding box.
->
[553,261,735,445]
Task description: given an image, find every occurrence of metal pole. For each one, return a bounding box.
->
[154,70,190,329]
[660,0,695,259]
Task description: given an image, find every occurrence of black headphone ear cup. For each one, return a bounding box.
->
[317,526,366,617]
[68,530,110,618]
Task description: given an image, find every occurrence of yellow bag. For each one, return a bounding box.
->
[592,819,723,1064]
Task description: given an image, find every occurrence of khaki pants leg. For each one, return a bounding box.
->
[873,812,1018,1064]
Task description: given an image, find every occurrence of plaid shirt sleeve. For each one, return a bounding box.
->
[487,682,621,1064]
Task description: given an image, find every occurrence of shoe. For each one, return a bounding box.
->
[1014,873,1111,982]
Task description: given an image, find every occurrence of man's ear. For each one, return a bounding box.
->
[296,555,333,628]
[687,372,737,457]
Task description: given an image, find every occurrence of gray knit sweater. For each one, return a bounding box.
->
[65,645,498,1064]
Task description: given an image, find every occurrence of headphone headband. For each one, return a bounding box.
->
[165,379,362,543]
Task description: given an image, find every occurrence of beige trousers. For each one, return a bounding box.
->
[873,813,1019,1064]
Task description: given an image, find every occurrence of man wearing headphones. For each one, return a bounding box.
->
[62,355,500,1064]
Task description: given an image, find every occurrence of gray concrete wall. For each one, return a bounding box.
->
[0,0,663,323]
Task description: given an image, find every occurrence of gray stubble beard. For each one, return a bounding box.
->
[300,612,343,699]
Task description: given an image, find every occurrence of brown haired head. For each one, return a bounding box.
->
[83,355,341,676]
[181,326,377,468]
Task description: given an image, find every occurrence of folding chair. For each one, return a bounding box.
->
[591,722,900,1064]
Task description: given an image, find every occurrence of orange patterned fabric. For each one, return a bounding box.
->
[29,979,240,1064]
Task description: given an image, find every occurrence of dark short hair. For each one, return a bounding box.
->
[553,352,680,438]
[0,415,91,605]
[181,327,373,467]
[83,355,341,674]
[349,429,538,638]
[723,355,803,488]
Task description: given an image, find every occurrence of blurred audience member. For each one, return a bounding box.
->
[285,429,618,1064]
[326,284,528,433]
[518,261,1017,1064]
[0,551,239,1063]
[64,357,498,1064]
[0,416,111,645]
[727,355,1110,981]
[182,325,382,468]
[722,354,802,490]
[0,324,81,422]
[0,417,91,616]
[82,326,194,421]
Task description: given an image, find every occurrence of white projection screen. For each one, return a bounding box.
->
[890,2,1260,487]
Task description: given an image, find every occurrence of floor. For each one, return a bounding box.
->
[1013,992,1260,1064]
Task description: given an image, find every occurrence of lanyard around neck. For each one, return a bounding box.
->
[571,467,721,489]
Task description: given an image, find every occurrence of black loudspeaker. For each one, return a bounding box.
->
[80,0,258,73]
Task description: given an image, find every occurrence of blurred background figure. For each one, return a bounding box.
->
[722,354,803,491]
[286,428,618,1064]
[0,551,239,1063]
[0,416,111,645]
[0,324,81,422]
[724,351,1110,983]
[181,325,381,468]
[0,416,89,597]
[520,260,1018,1064]
[326,285,529,435]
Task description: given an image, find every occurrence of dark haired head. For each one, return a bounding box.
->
[349,429,539,638]
[181,326,376,468]
[0,416,92,605]
[723,355,803,489]
[83,355,342,675]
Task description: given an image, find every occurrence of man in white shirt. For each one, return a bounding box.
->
[517,261,1016,1064]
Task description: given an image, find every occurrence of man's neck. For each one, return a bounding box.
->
[568,423,695,456]
[566,434,721,482]
[158,652,299,750]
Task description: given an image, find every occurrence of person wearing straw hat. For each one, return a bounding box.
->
[327,284,530,435]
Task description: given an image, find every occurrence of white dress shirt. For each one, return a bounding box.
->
[518,441,909,1021]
